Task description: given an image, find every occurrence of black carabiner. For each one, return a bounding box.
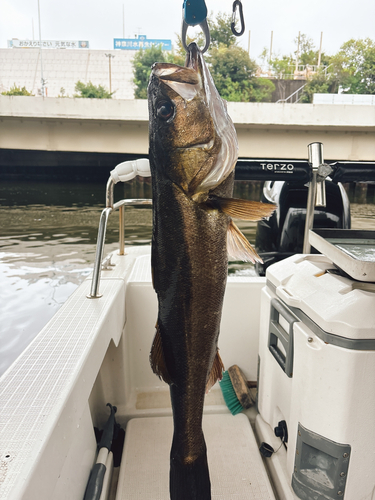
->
[231,0,245,37]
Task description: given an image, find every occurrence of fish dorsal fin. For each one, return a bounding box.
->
[150,323,172,385]
[227,220,263,264]
[206,350,224,393]
[210,196,276,221]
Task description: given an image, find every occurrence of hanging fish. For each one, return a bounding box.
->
[148,42,275,500]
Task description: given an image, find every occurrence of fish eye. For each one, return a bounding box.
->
[157,101,175,121]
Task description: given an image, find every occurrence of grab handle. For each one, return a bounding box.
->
[268,298,298,378]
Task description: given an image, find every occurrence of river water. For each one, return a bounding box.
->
[1,179,375,376]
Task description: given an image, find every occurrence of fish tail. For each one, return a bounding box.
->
[170,448,211,500]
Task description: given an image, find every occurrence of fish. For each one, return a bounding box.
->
[147,42,275,500]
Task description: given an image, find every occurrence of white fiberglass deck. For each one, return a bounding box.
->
[116,413,276,500]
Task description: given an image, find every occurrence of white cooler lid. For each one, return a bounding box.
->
[266,253,375,341]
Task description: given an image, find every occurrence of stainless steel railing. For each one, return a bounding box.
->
[87,160,152,299]
[87,198,152,299]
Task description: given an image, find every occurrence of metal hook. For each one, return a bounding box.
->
[181,18,210,54]
[231,0,245,37]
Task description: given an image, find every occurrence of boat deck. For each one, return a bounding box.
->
[115,413,276,499]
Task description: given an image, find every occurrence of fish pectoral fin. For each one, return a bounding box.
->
[227,220,263,264]
[150,323,172,385]
[210,196,276,221]
[206,350,224,393]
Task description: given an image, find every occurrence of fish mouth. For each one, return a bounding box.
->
[185,43,200,74]
[177,137,215,152]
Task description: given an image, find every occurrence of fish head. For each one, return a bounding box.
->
[148,43,238,196]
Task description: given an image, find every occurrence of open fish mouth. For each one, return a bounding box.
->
[184,42,200,72]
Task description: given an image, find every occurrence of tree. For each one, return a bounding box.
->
[1,84,34,96]
[332,38,375,94]
[300,69,338,103]
[199,12,237,49]
[74,81,113,98]
[133,46,166,99]
[294,33,317,67]
[262,50,295,79]
[249,78,276,103]
[133,11,274,103]
[265,33,331,80]
[173,12,236,55]
[300,37,375,102]
[208,45,274,102]
[133,45,185,98]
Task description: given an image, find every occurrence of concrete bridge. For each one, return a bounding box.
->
[1,96,375,164]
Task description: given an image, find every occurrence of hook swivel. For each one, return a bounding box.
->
[231,0,245,37]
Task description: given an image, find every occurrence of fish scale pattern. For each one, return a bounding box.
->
[148,42,239,498]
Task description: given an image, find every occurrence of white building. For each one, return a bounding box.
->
[0,47,137,99]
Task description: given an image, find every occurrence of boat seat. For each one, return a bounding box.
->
[115,413,276,499]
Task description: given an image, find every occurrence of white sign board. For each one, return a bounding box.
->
[8,40,89,49]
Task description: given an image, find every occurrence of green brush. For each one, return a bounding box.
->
[219,365,256,415]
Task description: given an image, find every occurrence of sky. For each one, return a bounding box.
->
[1,0,375,64]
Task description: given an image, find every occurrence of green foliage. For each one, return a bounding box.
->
[294,33,316,66]
[332,38,375,94]
[1,84,34,96]
[209,45,256,84]
[264,33,332,80]
[300,69,337,103]
[132,12,262,102]
[172,11,236,58]
[205,12,237,49]
[133,15,375,104]
[58,87,68,98]
[132,45,184,98]
[301,37,375,102]
[132,10,274,104]
[179,12,236,52]
[249,77,276,103]
[268,53,295,79]
[133,46,166,99]
[133,40,274,103]
[208,44,274,102]
[74,81,113,99]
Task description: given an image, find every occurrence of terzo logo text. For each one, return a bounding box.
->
[260,163,294,172]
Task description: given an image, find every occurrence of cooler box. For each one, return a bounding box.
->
[257,252,375,500]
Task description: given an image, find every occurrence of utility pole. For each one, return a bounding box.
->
[123,4,125,38]
[247,30,251,56]
[295,31,301,74]
[317,32,323,68]
[37,0,45,97]
[270,31,273,64]
[105,54,115,93]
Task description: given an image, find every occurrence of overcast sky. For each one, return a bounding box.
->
[1,0,375,63]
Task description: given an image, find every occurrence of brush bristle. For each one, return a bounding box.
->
[219,370,243,415]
